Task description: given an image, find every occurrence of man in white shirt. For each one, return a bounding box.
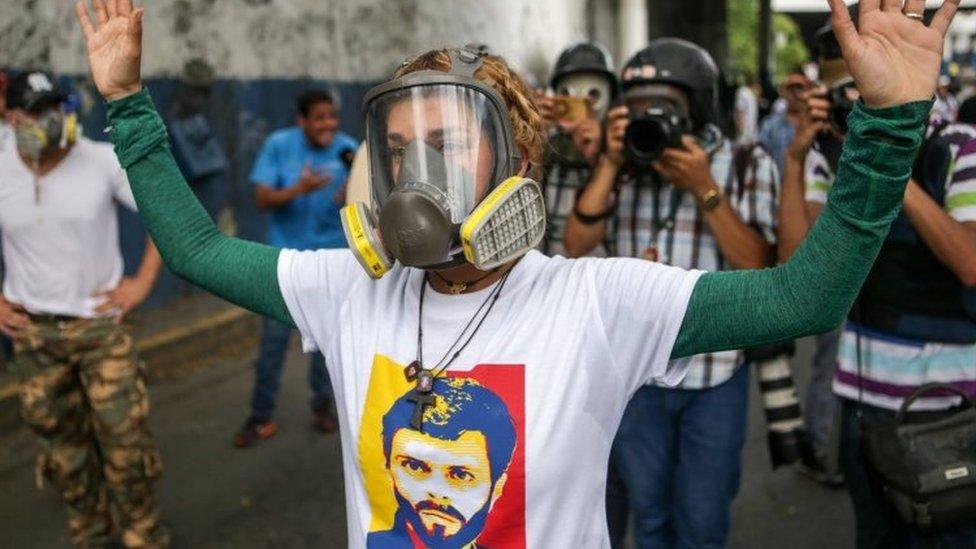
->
[0,71,168,548]
[734,79,760,146]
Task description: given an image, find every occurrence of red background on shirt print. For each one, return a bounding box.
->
[449,363,526,549]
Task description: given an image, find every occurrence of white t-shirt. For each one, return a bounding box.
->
[278,249,702,548]
[0,137,137,318]
[735,86,759,145]
[803,147,835,205]
[0,122,12,152]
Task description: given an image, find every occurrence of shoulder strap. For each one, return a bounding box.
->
[732,143,758,202]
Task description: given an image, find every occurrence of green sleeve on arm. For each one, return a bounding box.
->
[671,100,931,359]
[107,88,293,325]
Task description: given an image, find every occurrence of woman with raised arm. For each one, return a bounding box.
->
[76,0,957,546]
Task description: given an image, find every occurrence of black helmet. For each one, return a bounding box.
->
[621,38,720,130]
[550,42,617,90]
[815,24,843,61]
[815,23,853,88]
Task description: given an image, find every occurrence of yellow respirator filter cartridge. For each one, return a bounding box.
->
[460,176,546,270]
[340,202,393,279]
[63,113,78,148]
[31,126,50,149]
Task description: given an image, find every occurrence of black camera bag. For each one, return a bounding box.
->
[861,383,976,531]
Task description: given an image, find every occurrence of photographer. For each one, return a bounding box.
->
[536,42,616,257]
[777,25,855,486]
[565,39,779,547]
[758,71,812,173]
[779,24,976,547]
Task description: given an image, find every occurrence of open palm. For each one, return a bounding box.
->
[828,0,960,108]
[75,0,144,101]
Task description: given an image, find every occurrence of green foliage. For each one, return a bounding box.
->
[727,0,810,83]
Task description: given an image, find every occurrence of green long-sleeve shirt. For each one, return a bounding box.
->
[107,89,930,359]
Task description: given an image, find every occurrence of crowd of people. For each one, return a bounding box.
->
[0,0,973,547]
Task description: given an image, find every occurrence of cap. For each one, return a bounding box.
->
[5,71,68,113]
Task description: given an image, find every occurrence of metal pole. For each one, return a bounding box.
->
[758,0,774,105]
[619,0,649,61]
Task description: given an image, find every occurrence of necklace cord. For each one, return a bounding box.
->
[416,268,513,380]
[431,267,500,293]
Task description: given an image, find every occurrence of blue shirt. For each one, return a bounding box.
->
[757,111,797,174]
[250,127,358,250]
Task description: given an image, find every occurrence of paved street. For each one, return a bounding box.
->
[0,338,853,548]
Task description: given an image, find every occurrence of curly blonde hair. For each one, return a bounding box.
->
[395,49,547,177]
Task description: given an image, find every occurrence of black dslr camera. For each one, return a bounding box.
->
[827,80,858,135]
[624,106,691,166]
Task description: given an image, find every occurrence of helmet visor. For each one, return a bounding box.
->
[366,83,508,224]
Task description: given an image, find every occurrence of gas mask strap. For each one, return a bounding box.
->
[449,47,485,78]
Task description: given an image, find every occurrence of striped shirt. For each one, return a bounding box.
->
[611,138,780,389]
[539,131,604,258]
[803,145,835,205]
[806,123,976,410]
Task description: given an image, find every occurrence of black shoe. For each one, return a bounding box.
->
[795,452,844,486]
[313,405,339,434]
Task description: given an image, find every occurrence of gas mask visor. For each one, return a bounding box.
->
[343,57,542,278]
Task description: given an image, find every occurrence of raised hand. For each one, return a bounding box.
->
[828,0,960,109]
[75,0,144,101]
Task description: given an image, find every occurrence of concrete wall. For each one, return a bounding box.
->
[2,0,589,82]
[1,0,593,308]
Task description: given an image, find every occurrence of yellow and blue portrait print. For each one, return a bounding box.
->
[359,356,526,549]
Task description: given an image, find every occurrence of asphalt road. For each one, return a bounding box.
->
[0,338,854,548]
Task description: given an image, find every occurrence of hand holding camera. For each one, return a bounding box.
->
[569,116,603,165]
[552,96,590,126]
[652,135,715,195]
[603,105,630,167]
[788,86,830,162]
[534,91,559,125]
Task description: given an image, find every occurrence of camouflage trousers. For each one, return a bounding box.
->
[11,317,170,548]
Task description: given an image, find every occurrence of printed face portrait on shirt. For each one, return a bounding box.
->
[376,377,516,548]
[360,357,526,548]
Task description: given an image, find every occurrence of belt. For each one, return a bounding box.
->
[28,313,81,324]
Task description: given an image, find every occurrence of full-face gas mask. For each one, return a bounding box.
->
[341,48,546,279]
[554,73,613,120]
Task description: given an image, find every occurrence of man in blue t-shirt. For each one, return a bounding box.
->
[235,89,358,447]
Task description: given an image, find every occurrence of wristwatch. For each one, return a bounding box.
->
[700,188,724,212]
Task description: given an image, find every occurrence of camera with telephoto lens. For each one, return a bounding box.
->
[746,344,811,468]
[624,106,690,166]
